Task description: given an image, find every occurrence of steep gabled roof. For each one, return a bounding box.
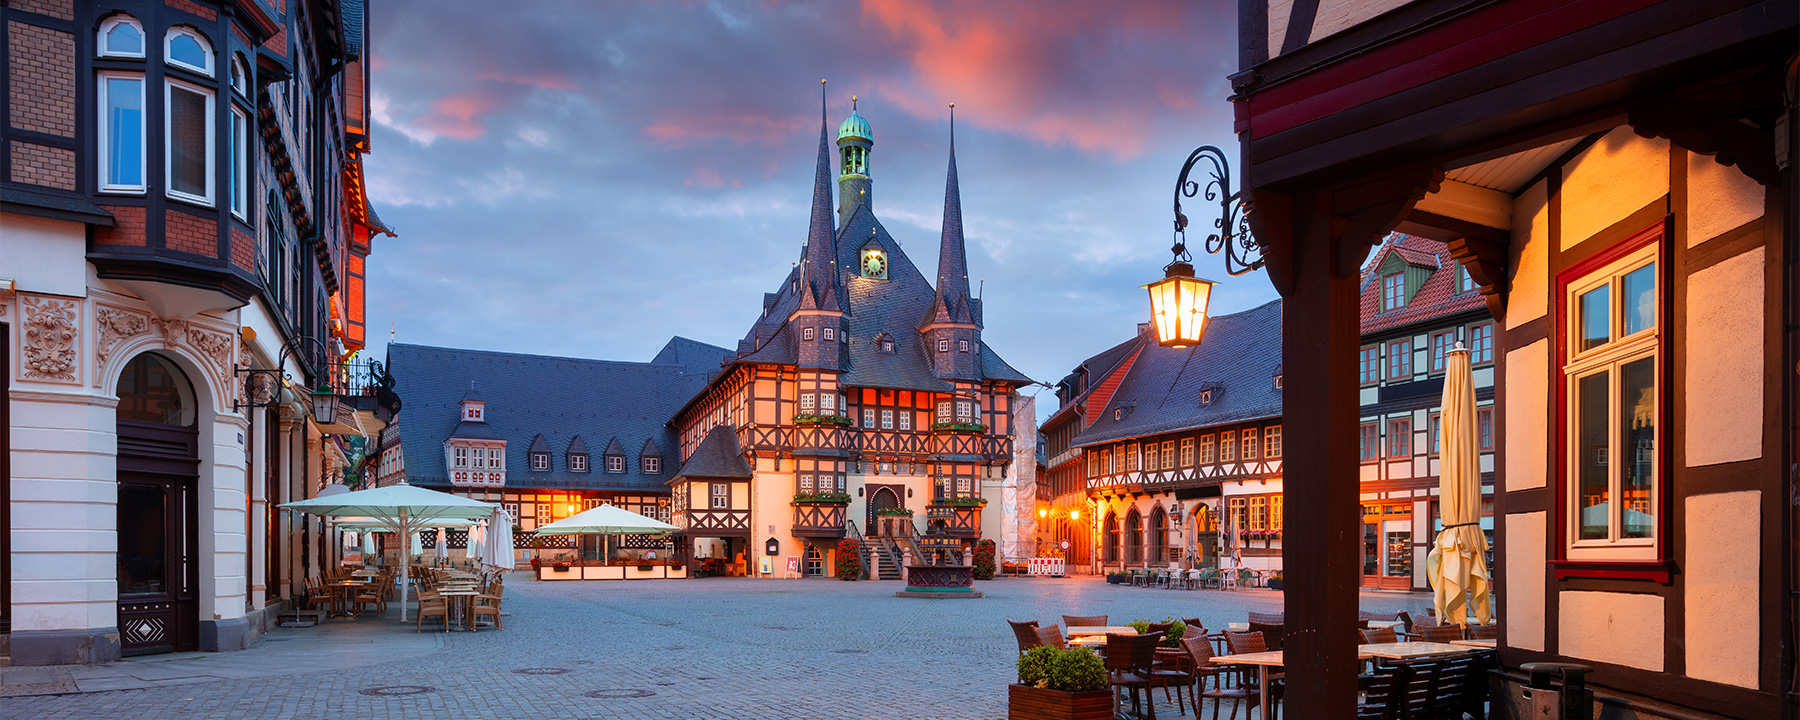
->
[639,437,661,457]
[601,436,626,456]
[1360,235,1488,335]
[1073,300,1284,447]
[675,426,752,479]
[527,434,550,454]
[567,435,589,454]
[651,336,733,373]
[921,129,975,329]
[1043,333,1148,428]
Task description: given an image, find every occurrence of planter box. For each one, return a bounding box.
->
[1267,579,1284,590]
[1007,684,1111,720]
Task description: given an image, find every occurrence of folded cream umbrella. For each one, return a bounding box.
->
[284,483,495,622]
[534,504,675,566]
[484,507,516,571]
[1427,344,1492,626]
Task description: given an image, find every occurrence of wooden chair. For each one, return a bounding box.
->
[303,578,334,613]
[353,582,385,616]
[1361,626,1399,645]
[470,591,502,631]
[1034,624,1067,650]
[1355,662,1409,719]
[1009,619,1042,656]
[1062,614,1107,629]
[416,591,450,633]
[1107,632,1163,719]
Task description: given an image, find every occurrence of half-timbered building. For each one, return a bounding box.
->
[1232,0,1795,715]
[667,98,1034,579]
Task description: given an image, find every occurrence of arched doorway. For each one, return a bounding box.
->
[1149,507,1167,564]
[1193,504,1217,567]
[115,353,200,656]
[866,486,900,536]
[1125,510,1143,564]
[1103,512,1119,563]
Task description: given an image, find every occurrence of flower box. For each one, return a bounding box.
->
[791,491,852,504]
[637,563,654,572]
[552,563,571,572]
[1007,685,1111,720]
[931,421,989,433]
[793,414,854,427]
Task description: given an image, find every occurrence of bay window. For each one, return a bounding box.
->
[98,73,145,192]
[1561,236,1660,560]
[164,79,214,205]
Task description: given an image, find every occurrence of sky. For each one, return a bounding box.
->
[361,0,1272,420]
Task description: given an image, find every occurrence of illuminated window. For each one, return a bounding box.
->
[1265,427,1281,458]
[1161,441,1175,468]
[1179,438,1194,466]
[1198,435,1214,464]
[1219,431,1235,462]
[1242,428,1258,460]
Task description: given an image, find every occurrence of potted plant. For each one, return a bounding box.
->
[875,507,914,517]
[1010,646,1111,720]
[552,561,572,572]
[836,538,864,580]
[1106,572,1124,585]
[792,491,852,504]
[935,496,988,508]
[636,562,654,572]
[1126,617,1187,648]
[1266,570,1284,590]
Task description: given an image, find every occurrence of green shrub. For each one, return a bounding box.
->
[1018,645,1058,686]
[1045,648,1108,692]
[1126,617,1187,648]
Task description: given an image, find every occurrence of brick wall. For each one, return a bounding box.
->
[8,21,75,137]
[9,141,74,190]
[166,210,217,256]
[96,205,147,246]
[263,26,287,58]
[231,227,258,272]
[164,0,217,21]
[7,0,73,21]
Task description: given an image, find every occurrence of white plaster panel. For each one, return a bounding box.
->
[8,476,116,504]
[0,213,89,297]
[1504,340,1548,491]
[1309,0,1415,43]
[1561,128,1668,249]
[1685,490,1760,688]
[1685,247,1764,466]
[1504,512,1546,651]
[1686,151,1764,248]
[1360,464,1378,482]
[1558,591,1664,671]
[1267,0,1294,58]
[1507,179,1549,329]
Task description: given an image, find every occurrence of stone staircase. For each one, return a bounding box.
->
[869,539,903,580]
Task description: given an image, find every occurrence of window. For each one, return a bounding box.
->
[1161,441,1175,468]
[799,474,814,492]
[1242,428,1259,460]
[1200,389,1214,404]
[1219,431,1236,462]
[938,339,950,352]
[1386,339,1412,380]
[1359,345,1380,385]
[1382,273,1405,311]
[164,27,213,75]
[1265,426,1282,458]
[1198,435,1215,464]
[820,393,835,412]
[1088,452,1099,477]
[99,15,145,58]
[1388,418,1412,457]
[959,339,969,352]
[165,78,214,205]
[957,401,973,421]
[1429,413,1442,456]
[453,447,467,468]
[1274,374,1283,390]
[863,409,875,428]
[1469,322,1494,365]
[643,456,661,474]
[569,454,588,472]
[1458,266,1476,294]
[711,483,728,509]
[881,410,893,429]
[1249,497,1267,530]
[1430,331,1455,373]
[1179,438,1194,466]
[605,455,624,473]
[1271,495,1283,530]
[898,411,911,431]
[1144,443,1158,471]
[800,394,815,412]
[488,448,502,469]
[530,452,549,471]
[880,338,895,353]
[936,401,951,424]
[98,74,145,192]
[230,107,249,219]
[1099,449,1112,475]
[1125,444,1139,472]
[1359,422,1379,461]
[803,327,815,341]
[230,54,248,96]
[1561,238,1659,559]
[1477,408,1494,451]
[823,327,834,341]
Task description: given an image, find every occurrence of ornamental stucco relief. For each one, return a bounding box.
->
[94,305,151,387]
[21,295,80,383]
[151,317,188,346]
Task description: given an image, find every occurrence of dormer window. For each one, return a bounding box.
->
[938,339,950,352]
[1274,374,1283,389]
[605,455,625,473]
[643,456,661,474]
[1114,407,1124,421]
[803,327,815,341]
[1200,389,1214,404]
[569,454,588,472]
[879,337,896,353]
[1381,273,1404,311]
[530,452,549,471]
[959,340,969,353]
[823,327,835,341]
[1458,266,1475,294]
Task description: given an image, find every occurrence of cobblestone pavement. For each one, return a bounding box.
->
[0,574,1431,719]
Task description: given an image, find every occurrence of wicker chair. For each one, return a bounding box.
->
[1106,632,1164,720]
[1034,624,1067,650]
[1223,631,1283,718]
[1009,619,1043,656]
[1361,626,1399,645]
[1464,623,1499,640]
[1410,624,1465,643]
[1062,614,1108,629]
[1246,611,1285,625]
[1180,633,1254,720]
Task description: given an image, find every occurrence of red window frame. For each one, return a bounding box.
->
[1387,418,1411,458]
[1382,273,1404,310]
[1386,339,1412,380]
[1430,330,1455,373]
[1476,407,1494,451]
[1358,422,1378,462]
[1359,345,1380,385]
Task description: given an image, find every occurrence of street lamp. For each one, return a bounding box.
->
[1146,145,1264,348]
[309,386,338,425]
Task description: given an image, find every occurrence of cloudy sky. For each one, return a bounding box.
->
[362,0,1271,418]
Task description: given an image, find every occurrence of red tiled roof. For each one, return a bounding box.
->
[1360,235,1487,335]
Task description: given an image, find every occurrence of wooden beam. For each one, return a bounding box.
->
[1331,168,1444,277]
[1446,234,1511,318]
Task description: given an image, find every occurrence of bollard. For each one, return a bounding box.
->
[1519,662,1593,720]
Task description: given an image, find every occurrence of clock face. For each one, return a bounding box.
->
[863,251,887,279]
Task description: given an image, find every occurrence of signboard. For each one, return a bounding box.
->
[786,556,799,573]
[758,556,773,575]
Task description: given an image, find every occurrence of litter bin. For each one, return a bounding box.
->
[1519,662,1593,720]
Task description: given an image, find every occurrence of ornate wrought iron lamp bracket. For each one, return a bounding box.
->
[1173,145,1262,276]
[233,335,331,413]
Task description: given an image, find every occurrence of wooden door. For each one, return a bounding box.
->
[114,354,200,656]
[866,486,899,535]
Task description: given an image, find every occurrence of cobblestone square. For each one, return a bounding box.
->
[0,575,1430,719]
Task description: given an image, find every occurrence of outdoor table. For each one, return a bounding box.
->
[1065,626,1137,637]
[1357,641,1473,661]
[436,589,481,630]
[1211,649,1379,720]
[1365,619,1404,631]
[1228,622,1250,632]
[1450,638,1497,648]
[330,581,369,617]
[1068,635,1109,648]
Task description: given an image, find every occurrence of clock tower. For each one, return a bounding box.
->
[837,96,874,227]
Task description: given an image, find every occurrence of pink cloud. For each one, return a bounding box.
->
[414,92,505,141]
[643,114,810,148]
[475,69,577,91]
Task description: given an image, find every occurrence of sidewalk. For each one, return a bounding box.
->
[0,609,445,697]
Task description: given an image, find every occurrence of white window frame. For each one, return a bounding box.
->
[98,15,145,59]
[863,409,875,428]
[530,453,549,471]
[710,483,728,509]
[605,455,625,473]
[800,393,815,412]
[898,411,911,431]
[1562,243,1660,561]
[820,393,835,411]
[230,54,249,96]
[881,409,894,429]
[163,26,213,75]
[800,474,814,492]
[1265,426,1282,458]
[229,106,250,219]
[823,327,834,341]
[958,339,969,353]
[643,456,660,474]
[938,339,949,352]
[453,446,467,468]
[1242,427,1259,460]
[97,72,146,193]
[488,448,502,469]
[164,77,215,206]
[803,326,815,341]
[569,454,588,472]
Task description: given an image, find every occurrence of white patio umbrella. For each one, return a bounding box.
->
[483,507,516,571]
[284,483,495,622]
[1427,344,1492,626]
[361,531,375,556]
[434,529,447,559]
[533,504,676,565]
[468,522,484,564]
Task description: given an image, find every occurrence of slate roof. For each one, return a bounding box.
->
[1360,235,1487,335]
[1072,300,1284,447]
[674,426,753,480]
[389,337,731,492]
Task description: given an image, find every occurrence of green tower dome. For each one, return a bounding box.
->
[837,110,872,144]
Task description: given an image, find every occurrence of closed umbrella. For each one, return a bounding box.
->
[411,531,424,558]
[284,483,495,622]
[434,528,447,559]
[1427,344,1492,626]
[483,507,516,571]
[468,522,484,563]
[361,530,376,556]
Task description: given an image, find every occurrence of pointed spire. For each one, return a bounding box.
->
[924,102,974,327]
[799,79,844,313]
